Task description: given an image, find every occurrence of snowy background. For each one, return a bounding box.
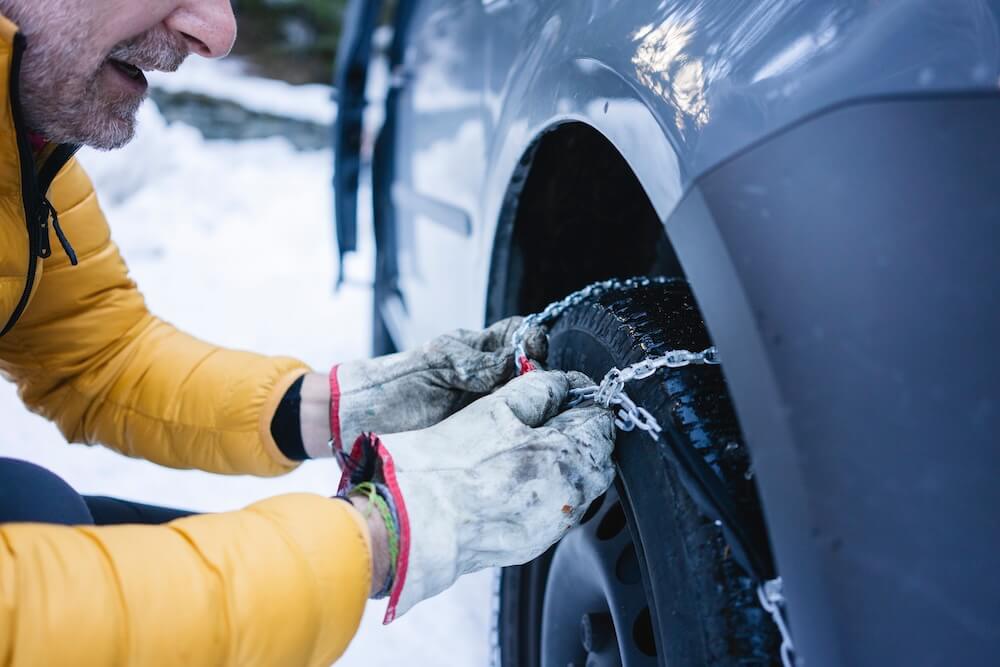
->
[0,59,492,666]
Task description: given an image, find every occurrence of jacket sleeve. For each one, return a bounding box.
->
[0,158,308,475]
[0,493,371,666]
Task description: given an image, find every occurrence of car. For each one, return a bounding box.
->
[333,1,1000,665]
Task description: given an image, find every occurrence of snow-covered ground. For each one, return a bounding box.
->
[0,63,491,666]
[148,57,337,125]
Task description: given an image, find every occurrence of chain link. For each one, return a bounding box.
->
[512,276,721,437]
[501,275,794,665]
[569,346,720,438]
[758,578,799,667]
[488,569,503,667]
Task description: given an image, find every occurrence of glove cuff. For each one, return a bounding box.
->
[329,364,345,455]
[329,362,391,455]
[337,432,412,624]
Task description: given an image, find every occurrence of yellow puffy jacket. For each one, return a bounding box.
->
[0,16,370,666]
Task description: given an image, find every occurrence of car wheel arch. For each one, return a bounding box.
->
[481,115,844,665]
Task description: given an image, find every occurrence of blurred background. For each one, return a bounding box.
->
[0,2,493,666]
[233,0,351,83]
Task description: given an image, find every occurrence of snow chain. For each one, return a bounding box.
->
[513,276,721,436]
[759,577,799,667]
[502,276,798,666]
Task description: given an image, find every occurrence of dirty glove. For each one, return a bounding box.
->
[327,316,548,452]
[338,370,615,622]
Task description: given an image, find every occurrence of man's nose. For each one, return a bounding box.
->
[165,0,237,59]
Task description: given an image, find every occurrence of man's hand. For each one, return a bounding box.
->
[300,317,548,456]
[338,370,616,620]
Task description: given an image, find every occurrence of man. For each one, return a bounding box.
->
[0,1,616,664]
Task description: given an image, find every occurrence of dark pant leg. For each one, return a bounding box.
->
[83,496,195,525]
[0,457,195,527]
[0,457,94,525]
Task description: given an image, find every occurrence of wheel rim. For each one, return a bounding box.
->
[541,485,658,667]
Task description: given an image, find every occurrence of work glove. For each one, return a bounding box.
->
[329,316,548,451]
[338,370,615,622]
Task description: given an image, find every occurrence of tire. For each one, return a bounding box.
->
[498,279,779,666]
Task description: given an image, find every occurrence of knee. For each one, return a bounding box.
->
[0,458,94,525]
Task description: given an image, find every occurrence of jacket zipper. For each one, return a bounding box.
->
[0,33,80,338]
[37,143,81,262]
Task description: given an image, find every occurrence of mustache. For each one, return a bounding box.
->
[107,27,189,72]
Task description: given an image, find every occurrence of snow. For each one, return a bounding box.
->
[148,56,337,125]
[0,64,492,666]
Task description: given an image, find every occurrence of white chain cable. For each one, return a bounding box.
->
[501,276,794,665]
[510,275,720,439]
[569,347,720,438]
[758,578,799,667]
[488,569,503,667]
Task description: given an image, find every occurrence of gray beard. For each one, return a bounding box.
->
[21,50,144,151]
[1,0,186,150]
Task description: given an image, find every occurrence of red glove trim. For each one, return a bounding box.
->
[336,435,365,494]
[518,354,538,374]
[377,440,411,624]
[335,433,412,624]
[329,364,343,454]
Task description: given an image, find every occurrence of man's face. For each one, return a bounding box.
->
[0,0,236,150]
